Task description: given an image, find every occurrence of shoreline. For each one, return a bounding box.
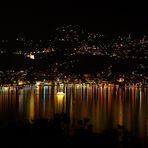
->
[0,82,147,88]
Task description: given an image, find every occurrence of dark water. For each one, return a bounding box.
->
[0,84,148,144]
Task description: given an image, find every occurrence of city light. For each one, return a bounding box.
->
[30,54,35,59]
[117,78,124,83]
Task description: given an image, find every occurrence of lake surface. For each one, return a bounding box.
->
[0,84,148,144]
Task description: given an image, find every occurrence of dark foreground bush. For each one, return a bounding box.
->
[0,113,146,148]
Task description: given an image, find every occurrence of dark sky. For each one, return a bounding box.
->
[0,1,148,35]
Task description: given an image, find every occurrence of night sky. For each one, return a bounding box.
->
[0,1,148,36]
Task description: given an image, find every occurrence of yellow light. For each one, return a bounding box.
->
[117,78,124,83]
[60,83,64,87]
[18,80,24,85]
[36,81,42,86]
[4,87,9,91]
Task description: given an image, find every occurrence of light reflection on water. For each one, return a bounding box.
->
[0,85,148,142]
